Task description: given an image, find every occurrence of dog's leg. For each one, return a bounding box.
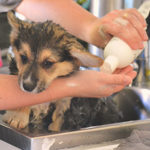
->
[48,97,71,131]
[2,107,31,129]
[31,102,50,122]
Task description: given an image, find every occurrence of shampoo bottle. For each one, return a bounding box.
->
[100,38,146,73]
[100,1,150,73]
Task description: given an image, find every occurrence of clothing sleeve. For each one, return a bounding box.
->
[0,0,22,13]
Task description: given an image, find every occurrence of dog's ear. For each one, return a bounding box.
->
[70,48,103,67]
[7,11,31,31]
[7,11,20,30]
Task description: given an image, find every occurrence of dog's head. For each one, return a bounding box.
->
[7,11,103,93]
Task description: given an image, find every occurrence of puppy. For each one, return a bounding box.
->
[3,11,103,131]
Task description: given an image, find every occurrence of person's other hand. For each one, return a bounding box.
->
[64,65,136,98]
[88,8,148,49]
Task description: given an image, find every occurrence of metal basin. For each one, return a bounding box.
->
[113,87,150,121]
[0,87,150,150]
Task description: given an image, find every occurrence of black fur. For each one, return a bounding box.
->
[61,97,123,131]
[9,57,18,75]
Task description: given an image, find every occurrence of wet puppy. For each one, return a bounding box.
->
[3,11,103,131]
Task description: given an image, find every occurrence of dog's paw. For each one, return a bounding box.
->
[48,98,71,131]
[48,107,65,131]
[2,110,29,129]
[48,118,63,132]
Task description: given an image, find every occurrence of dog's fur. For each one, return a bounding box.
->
[3,11,123,131]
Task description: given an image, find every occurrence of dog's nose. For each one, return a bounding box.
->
[23,82,36,92]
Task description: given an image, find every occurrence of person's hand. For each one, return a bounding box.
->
[63,65,136,98]
[0,65,136,110]
[88,8,148,49]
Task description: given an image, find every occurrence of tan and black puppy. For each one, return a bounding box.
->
[3,11,103,131]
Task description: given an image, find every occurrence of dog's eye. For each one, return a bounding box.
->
[20,55,28,64]
[42,60,53,69]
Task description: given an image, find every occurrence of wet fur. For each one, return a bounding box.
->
[3,11,123,131]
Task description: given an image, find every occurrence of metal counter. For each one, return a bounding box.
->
[1,115,150,150]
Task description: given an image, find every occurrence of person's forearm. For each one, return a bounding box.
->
[16,0,104,47]
[0,74,74,110]
[0,67,135,110]
[16,0,148,50]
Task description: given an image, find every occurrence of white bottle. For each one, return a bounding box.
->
[100,1,150,74]
[100,38,146,73]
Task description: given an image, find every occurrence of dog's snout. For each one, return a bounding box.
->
[21,70,39,92]
[23,81,37,92]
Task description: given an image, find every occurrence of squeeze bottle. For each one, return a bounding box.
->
[100,1,150,73]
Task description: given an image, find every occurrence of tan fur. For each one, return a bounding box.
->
[49,97,71,131]
[20,43,32,59]
[39,49,58,63]
[38,61,74,87]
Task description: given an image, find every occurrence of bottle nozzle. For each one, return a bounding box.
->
[100,55,119,74]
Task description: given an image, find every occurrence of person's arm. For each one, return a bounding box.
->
[16,0,148,49]
[0,66,136,110]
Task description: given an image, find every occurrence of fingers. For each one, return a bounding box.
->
[113,65,134,74]
[101,75,135,97]
[97,84,125,97]
[126,8,147,27]
[68,70,136,98]
[104,70,136,96]
[103,20,144,49]
[121,9,148,49]
[126,70,137,79]
[103,65,137,85]
[104,66,137,96]
[113,66,137,80]
[100,72,132,86]
[101,8,148,50]
[123,12,148,41]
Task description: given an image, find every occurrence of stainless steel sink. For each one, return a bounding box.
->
[1,87,150,150]
[113,87,150,121]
